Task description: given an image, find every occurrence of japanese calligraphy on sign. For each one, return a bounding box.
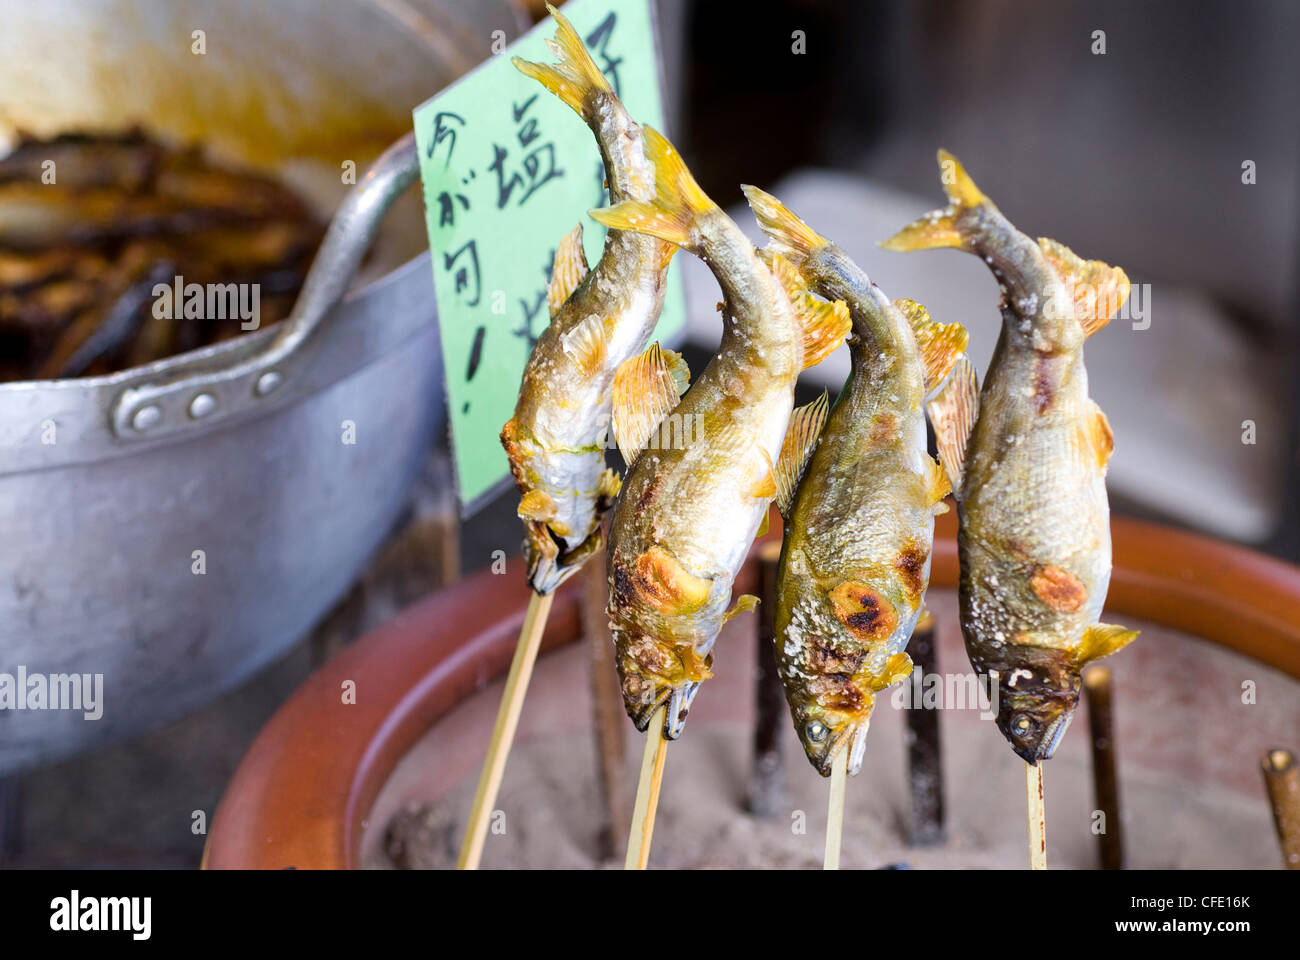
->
[414,0,684,513]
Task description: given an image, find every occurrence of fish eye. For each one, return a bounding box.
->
[1011,713,1036,739]
[806,720,828,743]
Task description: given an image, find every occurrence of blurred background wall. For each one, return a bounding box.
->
[667,0,1299,557]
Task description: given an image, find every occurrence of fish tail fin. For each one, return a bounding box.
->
[511,4,611,118]
[1037,238,1131,338]
[740,184,827,270]
[879,149,995,253]
[763,252,852,370]
[588,126,716,251]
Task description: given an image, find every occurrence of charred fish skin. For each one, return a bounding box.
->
[591,134,851,740]
[746,187,963,777]
[501,5,676,596]
[883,150,1139,764]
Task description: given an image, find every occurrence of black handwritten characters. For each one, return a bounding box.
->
[500,4,677,594]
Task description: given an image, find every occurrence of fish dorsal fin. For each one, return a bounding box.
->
[868,652,914,692]
[927,354,980,494]
[547,223,590,316]
[722,593,760,625]
[560,313,608,377]
[1074,623,1139,666]
[610,342,690,467]
[765,252,851,371]
[925,456,951,515]
[741,184,826,270]
[893,298,969,394]
[1037,237,1130,338]
[775,390,829,517]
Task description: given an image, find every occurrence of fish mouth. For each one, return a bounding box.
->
[527,556,570,595]
[819,721,871,777]
[630,681,701,740]
[1015,712,1074,765]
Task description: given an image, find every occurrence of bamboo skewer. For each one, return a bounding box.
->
[457,589,555,870]
[824,743,850,870]
[1261,747,1300,869]
[1026,761,1047,870]
[625,703,668,870]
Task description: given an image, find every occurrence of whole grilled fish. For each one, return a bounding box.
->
[501,6,676,594]
[883,150,1139,764]
[590,130,850,738]
[745,186,966,776]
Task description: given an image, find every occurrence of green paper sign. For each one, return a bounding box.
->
[413,0,684,514]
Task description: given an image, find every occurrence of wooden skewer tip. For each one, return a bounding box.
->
[1026,760,1047,870]
[625,703,668,870]
[824,740,850,870]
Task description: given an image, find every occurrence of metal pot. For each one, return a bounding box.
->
[0,0,525,773]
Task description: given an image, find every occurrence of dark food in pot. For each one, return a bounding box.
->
[0,128,324,381]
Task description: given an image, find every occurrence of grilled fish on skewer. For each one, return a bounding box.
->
[746,186,965,776]
[883,150,1139,764]
[591,131,850,739]
[501,5,677,594]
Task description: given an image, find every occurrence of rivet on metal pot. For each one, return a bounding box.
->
[256,371,283,397]
[189,393,218,419]
[131,405,162,432]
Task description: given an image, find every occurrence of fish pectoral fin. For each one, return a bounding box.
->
[925,456,951,514]
[1037,237,1131,338]
[893,298,969,394]
[547,223,589,316]
[560,313,608,378]
[927,354,980,494]
[867,652,914,692]
[611,341,690,467]
[518,489,557,523]
[511,5,611,116]
[1087,400,1115,471]
[755,507,771,539]
[722,593,760,625]
[1074,623,1140,666]
[880,149,992,253]
[596,466,622,505]
[765,253,851,370]
[774,390,829,517]
[749,446,779,499]
[589,125,715,252]
[741,185,826,270]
